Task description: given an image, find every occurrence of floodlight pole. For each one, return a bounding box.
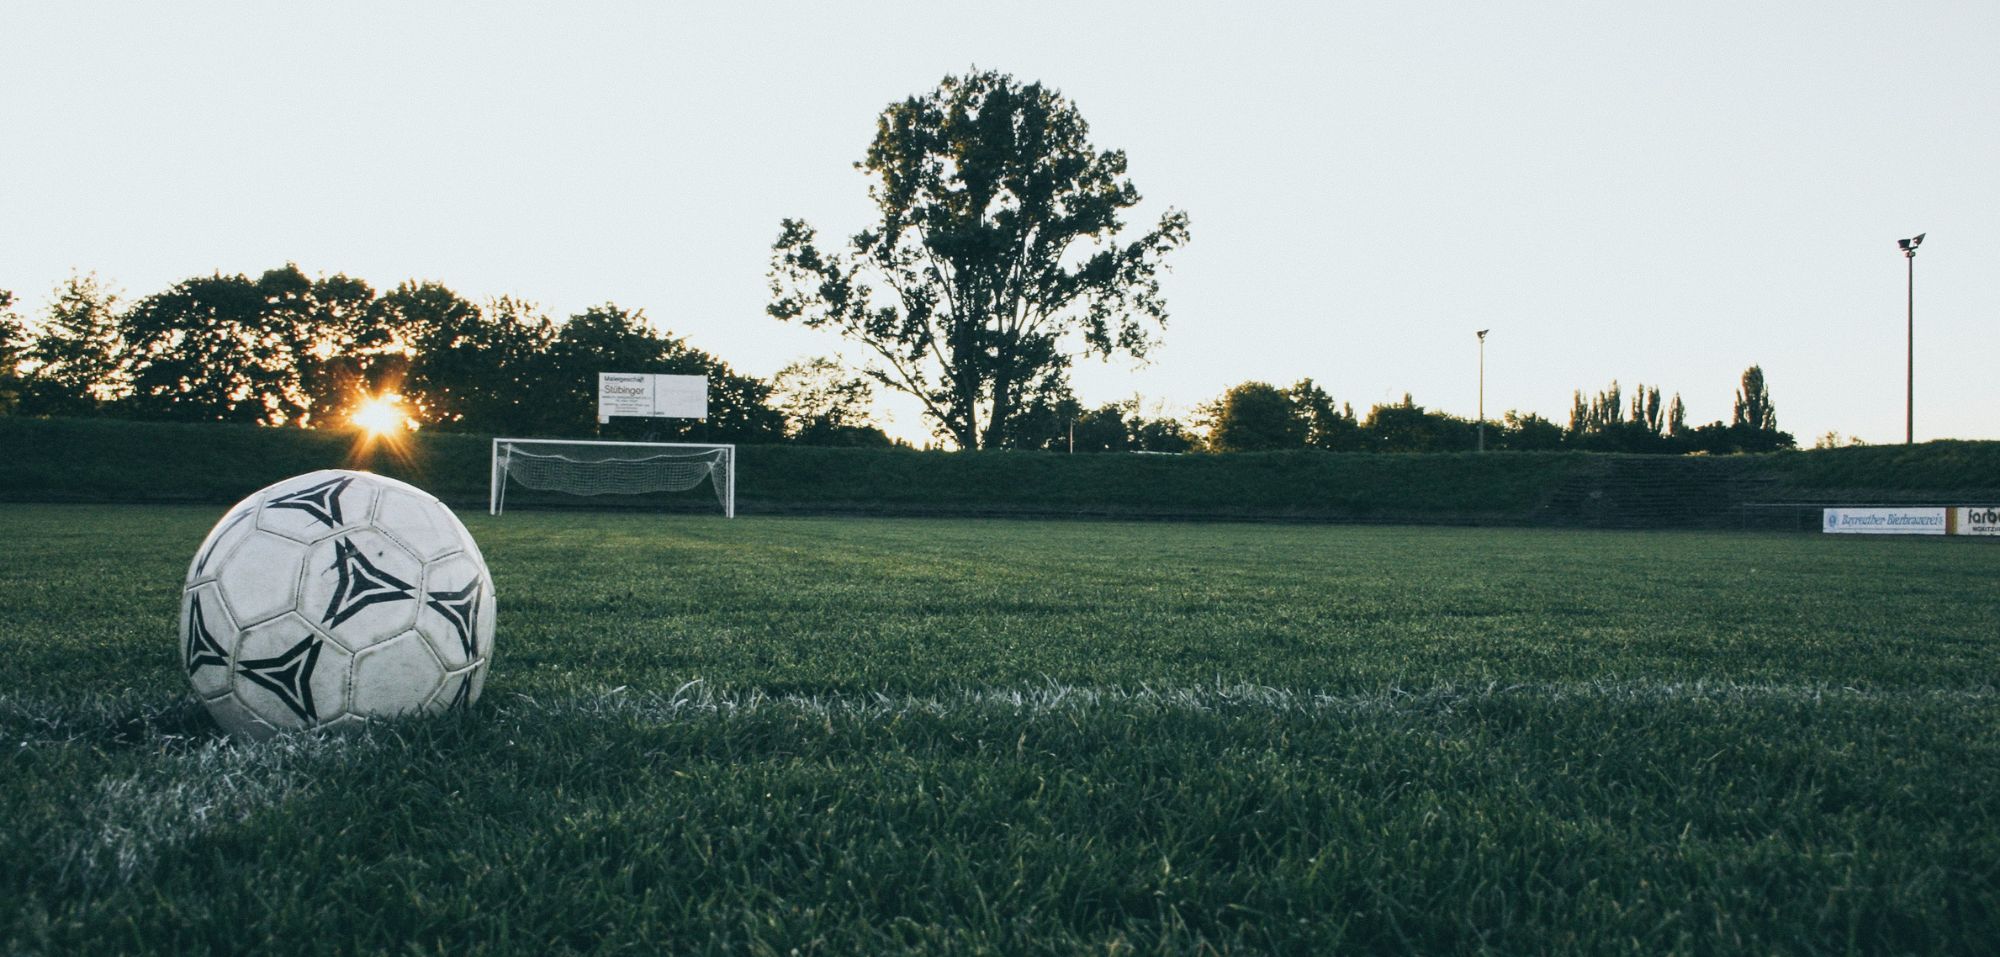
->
[1899,233,1924,445]
[1476,329,1489,452]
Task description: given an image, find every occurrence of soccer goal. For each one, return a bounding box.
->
[490,439,735,517]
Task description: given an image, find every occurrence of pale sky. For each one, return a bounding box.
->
[4,0,1994,445]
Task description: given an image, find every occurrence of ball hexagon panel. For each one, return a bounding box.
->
[232,614,353,733]
[464,659,488,705]
[255,470,379,545]
[300,529,423,654]
[350,631,447,718]
[425,665,480,712]
[418,553,489,669]
[318,713,371,733]
[213,531,309,628]
[180,583,237,700]
[202,693,278,741]
[373,487,463,562]
[185,505,255,585]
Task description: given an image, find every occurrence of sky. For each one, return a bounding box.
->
[3,0,1995,446]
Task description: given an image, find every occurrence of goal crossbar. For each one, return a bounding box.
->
[490,438,736,517]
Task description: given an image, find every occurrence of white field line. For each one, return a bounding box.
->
[54,734,360,887]
[503,678,2000,724]
[0,696,375,888]
[8,679,1993,888]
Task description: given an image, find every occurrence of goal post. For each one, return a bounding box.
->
[489,438,735,518]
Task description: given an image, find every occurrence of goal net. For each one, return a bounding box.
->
[490,439,735,517]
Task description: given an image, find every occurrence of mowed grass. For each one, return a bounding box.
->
[2,504,1997,954]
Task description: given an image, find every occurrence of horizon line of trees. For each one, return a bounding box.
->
[4,267,1796,455]
[0,267,892,447]
[1182,369,1796,455]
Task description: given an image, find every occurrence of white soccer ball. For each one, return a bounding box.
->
[180,469,495,740]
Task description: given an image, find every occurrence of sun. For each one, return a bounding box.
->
[350,393,414,438]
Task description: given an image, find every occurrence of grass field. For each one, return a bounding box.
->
[2,504,1997,954]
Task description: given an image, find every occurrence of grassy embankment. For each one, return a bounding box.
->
[5,415,1998,523]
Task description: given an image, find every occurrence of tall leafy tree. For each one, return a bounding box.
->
[1288,378,1361,451]
[1362,394,1474,452]
[117,266,382,426]
[381,282,550,431]
[21,273,126,416]
[1204,382,1302,452]
[119,272,284,423]
[1130,414,1195,453]
[1070,400,1136,453]
[0,289,24,413]
[255,264,393,427]
[1732,365,1776,433]
[1499,411,1565,450]
[771,357,891,446]
[769,69,1190,449]
[1729,364,1792,452]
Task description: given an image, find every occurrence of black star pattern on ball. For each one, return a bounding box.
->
[184,594,229,674]
[425,581,481,659]
[236,633,323,722]
[266,476,354,528]
[446,672,474,712]
[322,538,416,628]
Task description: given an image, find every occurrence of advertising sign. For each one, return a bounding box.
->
[597,373,707,423]
[1822,507,1947,535]
[1954,506,2000,536]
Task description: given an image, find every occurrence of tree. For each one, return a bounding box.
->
[1630,384,1664,436]
[20,273,126,416]
[118,272,282,423]
[1288,378,1361,450]
[1130,414,1195,453]
[1499,411,1565,450]
[0,289,24,413]
[116,266,385,426]
[1729,364,1793,452]
[1071,401,1135,452]
[1362,394,1474,452]
[1732,365,1776,433]
[771,357,892,446]
[383,282,551,431]
[1204,382,1302,451]
[253,264,394,428]
[1564,379,1671,452]
[769,69,1190,449]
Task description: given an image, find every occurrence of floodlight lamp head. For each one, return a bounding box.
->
[1897,238,1911,251]
[1476,328,1489,340]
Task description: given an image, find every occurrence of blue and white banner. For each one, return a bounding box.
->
[1822,507,1947,535]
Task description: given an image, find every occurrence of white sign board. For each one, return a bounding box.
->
[597,373,707,423]
[1822,507,1947,535]
[1955,507,2000,536]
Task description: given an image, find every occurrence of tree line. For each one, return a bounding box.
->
[0,270,1795,454]
[1185,369,1795,454]
[0,268,891,446]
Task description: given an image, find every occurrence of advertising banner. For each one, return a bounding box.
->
[597,373,708,422]
[1954,507,2000,536]
[1822,507,1947,535]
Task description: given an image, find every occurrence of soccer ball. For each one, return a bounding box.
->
[180,469,495,740]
